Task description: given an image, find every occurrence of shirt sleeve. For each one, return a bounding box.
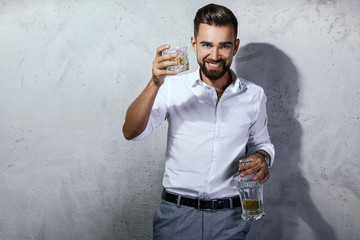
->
[246,89,275,166]
[130,80,170,141]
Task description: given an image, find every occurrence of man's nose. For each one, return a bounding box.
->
[210,47,220,60]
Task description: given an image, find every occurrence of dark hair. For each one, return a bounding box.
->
[194,3,238,38]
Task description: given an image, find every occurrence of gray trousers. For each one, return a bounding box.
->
[153,199,251,240]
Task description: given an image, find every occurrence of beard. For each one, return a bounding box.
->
[198,59,231,81]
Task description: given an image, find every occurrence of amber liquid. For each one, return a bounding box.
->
[243,199,261,211]
[169,57,185,65]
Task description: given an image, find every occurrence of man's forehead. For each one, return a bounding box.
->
[196,23,236,42]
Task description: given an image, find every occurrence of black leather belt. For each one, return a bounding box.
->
[162,190,241,210]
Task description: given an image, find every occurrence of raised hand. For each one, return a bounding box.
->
[151,45,179,86]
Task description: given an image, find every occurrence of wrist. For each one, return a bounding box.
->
[150,76,164,88]
[256,151,270,167]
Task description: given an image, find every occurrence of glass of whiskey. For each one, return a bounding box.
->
[233,158,265,221]
[162,46,189,73]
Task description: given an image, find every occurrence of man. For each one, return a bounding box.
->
[123,3,275,240]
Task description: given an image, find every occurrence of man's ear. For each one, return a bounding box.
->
[191,37,197,53]
[233,38,240,56]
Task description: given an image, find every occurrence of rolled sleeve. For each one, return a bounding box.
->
[126,81,169,141]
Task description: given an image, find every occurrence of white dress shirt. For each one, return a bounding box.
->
[131,69,275,199]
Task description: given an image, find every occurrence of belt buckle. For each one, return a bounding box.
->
[198,198,212,210]
[198,198,223,210]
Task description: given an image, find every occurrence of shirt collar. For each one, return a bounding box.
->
[191,68,247,92]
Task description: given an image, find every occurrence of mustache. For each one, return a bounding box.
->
[205,59,225,63]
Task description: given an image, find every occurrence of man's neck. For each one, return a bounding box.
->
[200,70,232,98]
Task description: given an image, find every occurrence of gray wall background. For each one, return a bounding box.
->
[1,0,359,239]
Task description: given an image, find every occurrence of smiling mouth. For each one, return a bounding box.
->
[206,61,223,69]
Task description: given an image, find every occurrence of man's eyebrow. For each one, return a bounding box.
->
[220,41,234,45]
[199,41,212,45]
[199,41,233,45]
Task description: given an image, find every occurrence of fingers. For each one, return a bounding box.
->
[155,45,179,63]
[253,166,269,183]
[238,162,263,178]
[155,44,170,57]
[238,160,256,174]
[155,57,178,69]
[259,172,269,184]
[238,156,270,183]
[152,60,178,82]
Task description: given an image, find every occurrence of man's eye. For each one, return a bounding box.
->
[203,44,211,48]
[221,45,230,49]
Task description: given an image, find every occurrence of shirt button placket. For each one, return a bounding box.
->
[207,97,222,195]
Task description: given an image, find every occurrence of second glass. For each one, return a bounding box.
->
[233,158,265,221]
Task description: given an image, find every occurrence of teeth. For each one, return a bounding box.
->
[208,62,221,67]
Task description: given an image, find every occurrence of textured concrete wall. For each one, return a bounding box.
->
[1,0,359,239]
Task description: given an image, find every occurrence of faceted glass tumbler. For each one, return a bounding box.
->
[162,46,189,73]
[233,159,265,221]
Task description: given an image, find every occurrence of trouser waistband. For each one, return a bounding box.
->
[161,189,241,210]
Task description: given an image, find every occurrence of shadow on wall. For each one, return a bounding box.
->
[235,43,336,240]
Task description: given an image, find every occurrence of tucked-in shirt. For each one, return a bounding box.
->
[131,69,275,199]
